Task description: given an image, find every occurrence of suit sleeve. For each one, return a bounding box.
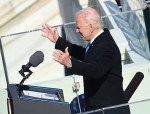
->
[55,37,85,60]
[69,43,116,79]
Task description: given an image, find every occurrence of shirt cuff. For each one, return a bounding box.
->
[66,56,72,68]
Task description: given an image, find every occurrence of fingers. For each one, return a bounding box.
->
[41,24,51,33]
[54,49,64,55]
[41,28,48,37]
[42,24,54,33]
[52,48,70,66]
[65,47,69,56]
[41,23,60,43]
[53,48,69,58]
[41,24,58,37]
[54,27,58,32]
[41,24,49,38]
[53,49,64,59]
[65,47,68,53]
[42,24,51,31]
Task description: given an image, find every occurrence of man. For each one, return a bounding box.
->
[42,7,130,114]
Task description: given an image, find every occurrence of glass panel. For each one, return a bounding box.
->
[59,0,150,63]
[1,26,65,87]
[129,99,150,114]
[102,99,150,114]
[63,23,88,46]
[120,0,147,11]
[103,103,131,114]
[0,41,7,90]
[103,9,150,60]
[77,108,103,114]
[0,1,150,114]
[76,99,150,114]
[0,89,8,114]
[94,0,146,16]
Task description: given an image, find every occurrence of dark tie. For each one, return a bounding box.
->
[85,42,90,53]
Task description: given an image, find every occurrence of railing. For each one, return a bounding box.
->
[0,87,150,114]
[0,1,150,114]
[77,99,150,114]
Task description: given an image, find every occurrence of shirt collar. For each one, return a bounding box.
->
[90,29,104,44]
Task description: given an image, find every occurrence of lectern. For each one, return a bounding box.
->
[7,84,71,114]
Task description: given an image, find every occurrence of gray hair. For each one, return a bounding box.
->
[76,7,104,29]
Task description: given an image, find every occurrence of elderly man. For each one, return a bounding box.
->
[42,7,130,114]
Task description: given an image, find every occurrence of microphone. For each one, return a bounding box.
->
[19,51,44,77]
[18,51,44,93]
[124,72,144,101]
[23,51,44,71]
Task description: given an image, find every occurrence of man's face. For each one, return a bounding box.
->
[76,15,92,41]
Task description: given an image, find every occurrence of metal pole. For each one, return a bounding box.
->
[0,38,9,85]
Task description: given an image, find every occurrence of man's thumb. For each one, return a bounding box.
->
[65,47,69,53]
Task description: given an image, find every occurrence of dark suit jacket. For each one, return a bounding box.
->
[55,28,129,113]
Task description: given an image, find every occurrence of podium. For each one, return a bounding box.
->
[7,84,71,114]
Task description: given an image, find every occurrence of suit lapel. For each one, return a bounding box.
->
[85,43,94,56]
[84,28,110,57]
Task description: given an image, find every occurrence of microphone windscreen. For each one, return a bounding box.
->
[125,72,144,101]
[29,51,44,67]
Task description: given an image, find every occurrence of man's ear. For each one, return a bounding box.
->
[89,24,95,33]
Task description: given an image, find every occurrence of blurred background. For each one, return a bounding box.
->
[0,0,150,114]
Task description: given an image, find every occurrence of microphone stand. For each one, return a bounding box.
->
[18,65,33,95]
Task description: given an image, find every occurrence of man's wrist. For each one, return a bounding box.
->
[66,57,72,68]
